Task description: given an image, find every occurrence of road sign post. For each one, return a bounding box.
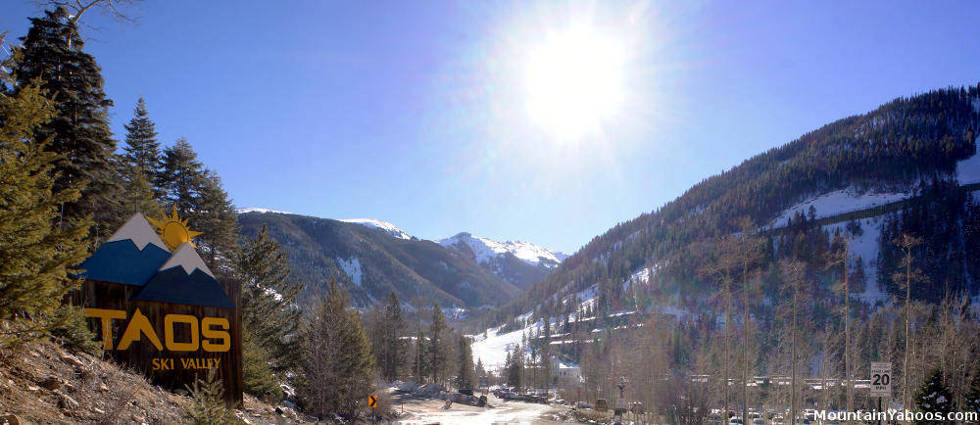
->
[871,362,891,425]
[870,362,891,397]
[368,394,378,424]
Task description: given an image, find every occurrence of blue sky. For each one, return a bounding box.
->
[2,1,979,253]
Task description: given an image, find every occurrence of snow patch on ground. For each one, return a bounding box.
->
[438,232,565,268]
[823,216,887,304]
[769,186,910,228]
[340,218,413,239]
[236,207,292,215]
[470,324,536,372]
[442,306,467,320]
[335,256,363,287]
[956,139,980,184]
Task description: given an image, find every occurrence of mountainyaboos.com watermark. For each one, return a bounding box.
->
[816,410,978,422]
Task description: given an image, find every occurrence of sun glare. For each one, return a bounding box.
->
[524,26,625,140]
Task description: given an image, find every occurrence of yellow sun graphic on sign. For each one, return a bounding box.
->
[147,206,202,251]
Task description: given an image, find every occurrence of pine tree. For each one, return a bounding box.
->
[966,363,980,413]
[158,137,205,216]
[414,326,428,383]
[914,369,953,424]
[456,334,474,391]
[299,280,374,419]
[428,302,448,384]
[120,97,163,213]
[122,167,161,218]
[541,320,552,387]
[184,368,238,425]
[13,8,124,236]
[507,344,523,388]
[378,291,407,381]
[0,69,89,346]
[194,171,238,271]
[122,98,161,173]
[241,327,283,402]
[474,358,486,386]
[237,225,302,369]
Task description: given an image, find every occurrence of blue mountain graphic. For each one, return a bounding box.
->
[131,266,235,309]
[78,239,172,286]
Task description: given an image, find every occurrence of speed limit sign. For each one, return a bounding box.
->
[870,362,892,397]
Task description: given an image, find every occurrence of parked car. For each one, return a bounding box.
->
[730,417,745,425]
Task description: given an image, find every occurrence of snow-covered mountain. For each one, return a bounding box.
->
[236,207,292,215]
[237,212,522,308]
[438,232,568,289]
[439,232,566,268]
[338,218,414,240]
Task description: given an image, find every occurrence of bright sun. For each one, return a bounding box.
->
[524,26,625,139]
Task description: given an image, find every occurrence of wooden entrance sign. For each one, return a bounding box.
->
[74,211,242,403]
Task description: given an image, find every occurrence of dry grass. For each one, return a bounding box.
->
[0,340,318,425]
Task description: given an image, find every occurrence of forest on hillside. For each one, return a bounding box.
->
[485,85,980,422]
[0,6,476,422]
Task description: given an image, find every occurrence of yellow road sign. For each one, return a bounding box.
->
[368,394,378,408]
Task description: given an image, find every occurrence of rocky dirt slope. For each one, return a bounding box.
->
[0,340,316,424]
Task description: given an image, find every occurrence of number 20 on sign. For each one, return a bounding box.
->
[870,362,892,397]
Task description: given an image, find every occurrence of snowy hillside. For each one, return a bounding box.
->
[957,142,980,184]
[237,207,292,215]
[438,232,566,268]
[339,218,413,240]
[767,186,911,228]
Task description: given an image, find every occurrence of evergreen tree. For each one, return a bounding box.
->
[378,291,407,381]
[241,328,282,402]
[474,358,486,385]
[122,167,161,218]
[158,137,204,216]
[966,363,980,413]
[0,71,89,346]
[456,334,474,391]
[184,368,237,425]
[414,326,428,383]
[13,8,124,235]
[506,344,524,388]
[194,171,238,271]
[121,97,162,178]
[914,369,953,424]
[120,97,163,214]
[541,320,552,387]
[299,280,374,419]
[428,302,448,384]
[237,225,302,368]
[157,138,237,271]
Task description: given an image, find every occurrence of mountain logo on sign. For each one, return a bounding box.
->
[79,212,233,309]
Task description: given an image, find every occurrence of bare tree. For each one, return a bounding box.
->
[826,237,853,418]
[701,237,738,422]
[780,260,806,425]
[37,0,141,25]
[892,234,924,419]
[735,218,764,425]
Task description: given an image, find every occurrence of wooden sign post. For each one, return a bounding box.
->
[75,212,242,404]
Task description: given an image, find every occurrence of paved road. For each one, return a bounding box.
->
[394,395,566,425]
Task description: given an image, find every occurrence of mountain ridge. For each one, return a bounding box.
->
[495,83,980,325]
